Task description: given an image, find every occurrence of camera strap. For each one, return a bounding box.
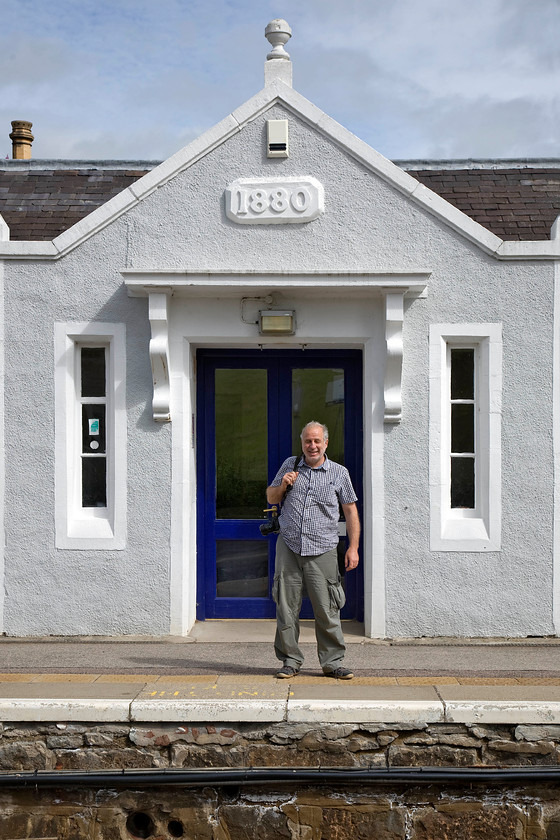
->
[285,454,304,496]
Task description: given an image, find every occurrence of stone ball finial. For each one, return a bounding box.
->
[265,19,292,60]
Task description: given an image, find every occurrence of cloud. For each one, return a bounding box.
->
[0,0,558,159]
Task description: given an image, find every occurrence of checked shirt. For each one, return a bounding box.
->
[271,456,358,556]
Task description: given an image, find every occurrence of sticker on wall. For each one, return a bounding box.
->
[89,418,100,436]
[225,177,324,225]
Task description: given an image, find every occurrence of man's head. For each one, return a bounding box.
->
[300,421,329,467]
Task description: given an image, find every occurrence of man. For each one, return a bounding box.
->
[266,421,360,679]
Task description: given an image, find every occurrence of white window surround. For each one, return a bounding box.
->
[429,323,502,552]
[55,322,126,549]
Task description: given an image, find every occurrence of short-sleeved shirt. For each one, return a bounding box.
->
[270,455,358,556]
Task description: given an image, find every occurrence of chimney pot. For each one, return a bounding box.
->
[10,120,34,160]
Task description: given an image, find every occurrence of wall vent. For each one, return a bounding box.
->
[267,119,289,158]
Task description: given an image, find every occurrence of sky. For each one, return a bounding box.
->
[1,0,559,162]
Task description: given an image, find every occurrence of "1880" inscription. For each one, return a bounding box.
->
[225,177,324,224]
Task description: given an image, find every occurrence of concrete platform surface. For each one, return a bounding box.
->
[0,626,559,725]
[0,673,559,724]
[1,623,560,677]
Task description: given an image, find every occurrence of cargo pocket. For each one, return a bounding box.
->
[327,576,346,611]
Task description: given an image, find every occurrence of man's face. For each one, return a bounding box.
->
[302,425,328,467]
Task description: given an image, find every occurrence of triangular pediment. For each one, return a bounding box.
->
[0,79,558,260]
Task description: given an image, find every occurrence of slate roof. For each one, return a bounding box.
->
[0,164,153,242]
[0,160,559,242]
[403,164,560,242]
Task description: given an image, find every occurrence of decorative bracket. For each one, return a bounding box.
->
[384,292,404,423]
[148,291,171,422]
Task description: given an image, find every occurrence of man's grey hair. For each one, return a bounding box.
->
[300,421,329,441]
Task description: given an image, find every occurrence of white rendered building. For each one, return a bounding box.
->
[1,21,559,638]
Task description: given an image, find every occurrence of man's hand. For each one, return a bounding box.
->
[345,546,359,571]
[266,471,299,505]
[341,502,360,572]
[281,470,299,490]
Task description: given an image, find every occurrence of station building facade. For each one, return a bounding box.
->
[1,22,560,639]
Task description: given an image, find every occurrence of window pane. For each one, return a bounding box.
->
[216,541,269,597]
[451,404,474,453]
[291,369,344,464]
[81,348,106,397]
[82,457,107,507]
[82,405,106,454]
[451,349,474,400]
[451,457,475,508]
[215,369,267,519]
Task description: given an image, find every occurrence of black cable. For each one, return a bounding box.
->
[1,765,560,789]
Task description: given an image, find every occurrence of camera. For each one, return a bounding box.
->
[260,505,280,536]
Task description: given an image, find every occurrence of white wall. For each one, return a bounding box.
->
[1,102,555,636]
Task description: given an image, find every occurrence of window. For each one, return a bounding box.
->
[80,347,107,508]
[55,323,126,549]
[430,324,502,551]
[450,348,475,509]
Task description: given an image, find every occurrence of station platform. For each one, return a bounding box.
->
[1,622,560,725]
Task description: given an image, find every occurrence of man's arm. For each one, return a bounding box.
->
[266,469,299,505]
[341,502,360,571]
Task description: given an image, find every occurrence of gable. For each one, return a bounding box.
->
[0,82,559,260]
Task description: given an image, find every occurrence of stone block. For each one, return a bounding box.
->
[436,734,483,748]
[84,731,116,746]
[515,724,560,741]
[411,804,526,840]
[485,739,560,766]
[488,739,555,754]
[130,724,239,747]
[388,744,479,767]
[171,744,248,768]
[52,747,166,770]
[305,804,406,839]
[268,723,319,744]
[246,743,363,768]
[469,724,514,741]
[0,741,51,771]
[219,803,292,840]
[46,734,84,749]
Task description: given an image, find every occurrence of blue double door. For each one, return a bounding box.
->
[197,349,363,620]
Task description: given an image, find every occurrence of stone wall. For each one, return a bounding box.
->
[2,721,560,837]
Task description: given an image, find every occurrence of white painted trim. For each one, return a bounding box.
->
[169,337,197,635]
[125,272,420,636]
[123,270,430,298]
[0,261,4,631]
[364,328,387,638]
[148,292,171,422]
[3,693,560,724]
[1,83,559,261]
[55,323,127,549]
[384,293,404,423]
[429,324,502,552]
[553,259,560,635]
[160,302,390,636]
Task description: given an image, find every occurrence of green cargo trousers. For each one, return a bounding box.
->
[272,535,346,673]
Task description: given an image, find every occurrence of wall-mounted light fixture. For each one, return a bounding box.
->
[259,310,296,336]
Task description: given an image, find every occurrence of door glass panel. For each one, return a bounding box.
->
[215,369,267,519]
[216,541,269,597]
[291,369,344,464]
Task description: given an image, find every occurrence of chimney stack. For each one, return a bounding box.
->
[9,120,34,160]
